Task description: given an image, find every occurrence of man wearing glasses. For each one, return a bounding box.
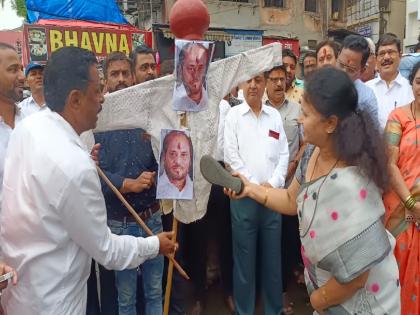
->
[336,35,379,123]
[366,34,414,128]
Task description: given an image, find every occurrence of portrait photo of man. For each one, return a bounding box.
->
[156,129,194,200]
[173,39,214,112]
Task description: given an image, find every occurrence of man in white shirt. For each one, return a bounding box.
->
[0,41,22,302]
[224,73,289,315]
[0,42,25,213]
[0,47,176,315]
[366,34,414,128]
[157,130,194,200]
[18,62,46,116]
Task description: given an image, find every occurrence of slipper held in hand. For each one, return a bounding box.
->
[200,155,243,194]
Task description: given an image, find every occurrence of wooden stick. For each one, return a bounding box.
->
[163,205,178,315]
[164,112,187,315]
[96,165,189,280]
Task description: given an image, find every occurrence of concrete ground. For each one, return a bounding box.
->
[185,276,313,315]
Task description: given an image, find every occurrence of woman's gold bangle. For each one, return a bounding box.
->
[404,195,416,210]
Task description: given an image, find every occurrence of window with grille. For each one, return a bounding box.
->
[305,0,317,13]
[264,0,284,8]
[331,0,342,19]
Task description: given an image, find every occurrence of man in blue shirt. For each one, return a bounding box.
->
[336,35,379,122]
[95,52,163,315]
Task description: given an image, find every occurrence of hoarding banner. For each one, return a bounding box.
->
[23,24,150,65]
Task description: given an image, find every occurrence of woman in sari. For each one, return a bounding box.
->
[225,67,401,314]
[384,61,420,315]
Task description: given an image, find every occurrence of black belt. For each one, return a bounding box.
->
[114,202,161,223]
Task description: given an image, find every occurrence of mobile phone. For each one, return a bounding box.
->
[0,271,14,283]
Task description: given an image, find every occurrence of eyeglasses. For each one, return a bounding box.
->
[139,63,157,71]
[377,49,399,59]
[337,59,359,75]
[268,77,286,84]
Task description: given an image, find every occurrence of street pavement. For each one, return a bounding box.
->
[185,275,313,315]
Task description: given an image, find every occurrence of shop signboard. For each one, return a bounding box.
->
[225,30,263,57]
[23,23,151,66]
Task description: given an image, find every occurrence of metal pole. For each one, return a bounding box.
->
[149,0,153,26]
[137,0,141,28]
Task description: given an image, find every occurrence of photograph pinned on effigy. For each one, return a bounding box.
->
[173,39,215,112]
[156,128,194,200]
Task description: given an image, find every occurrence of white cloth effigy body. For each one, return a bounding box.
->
[90,43,282,223]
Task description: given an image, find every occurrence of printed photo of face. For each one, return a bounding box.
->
[156,129,194,200]
[173,39,214,112]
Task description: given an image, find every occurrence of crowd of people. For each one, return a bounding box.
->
[0,30,419,315]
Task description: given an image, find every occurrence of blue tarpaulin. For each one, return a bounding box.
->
[26,0,128,24]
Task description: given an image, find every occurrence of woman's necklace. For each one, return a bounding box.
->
[299,153,339,238]
[410,101,418,148]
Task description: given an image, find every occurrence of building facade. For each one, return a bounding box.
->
[118,0,408,55]
[344,0,406,43]
[404,0,420,52]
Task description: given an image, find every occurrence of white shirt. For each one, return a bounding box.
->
[216,99,231,161]
[17,95,46,117]
[156,170,194,200]
[224,101,289,188]
[0,110,159,315]
[0,107,25,214]
[366,72,414,128]
[173,83,208,112]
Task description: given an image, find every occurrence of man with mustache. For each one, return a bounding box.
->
[93,52,165,315]
[366,34,414,128]
[283,49,304,105]
[157,130,193,200]
[1,46,176,315]
[18,62,46,116]
[174,42,209,111]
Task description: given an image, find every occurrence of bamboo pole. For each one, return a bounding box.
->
[163,112,188,315]
[163,203,178,315]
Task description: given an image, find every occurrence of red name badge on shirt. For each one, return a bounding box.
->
[268,129,280,140]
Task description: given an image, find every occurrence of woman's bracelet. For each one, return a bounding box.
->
[404,195,416,210]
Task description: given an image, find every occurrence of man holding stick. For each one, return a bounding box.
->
[0,47,176,315]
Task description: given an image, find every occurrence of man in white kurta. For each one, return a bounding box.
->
[0,47,175,315]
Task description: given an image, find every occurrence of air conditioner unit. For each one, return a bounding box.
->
[332,11,340,20]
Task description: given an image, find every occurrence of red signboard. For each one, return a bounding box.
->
[263,38,300,58]
[23,21,152,66]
